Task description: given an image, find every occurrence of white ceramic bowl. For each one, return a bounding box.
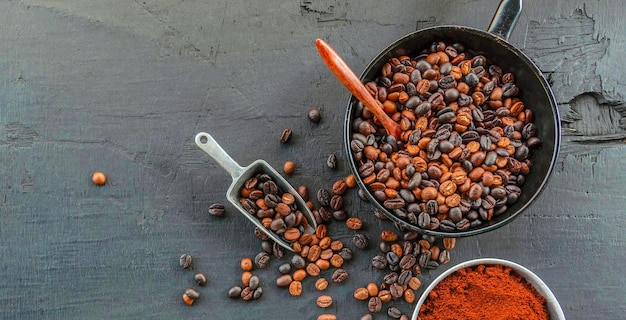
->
[411,258,566,320]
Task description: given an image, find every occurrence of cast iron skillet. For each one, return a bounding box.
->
[343,0,561,237]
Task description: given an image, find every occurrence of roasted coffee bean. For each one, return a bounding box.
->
[317,295,333,308]
[254,252,270,269]
[368,297,383,313]
[208,203,225,217]
[179,254,192,269]
[346,217,363,230]
[317,188,331,206]
[185,287,200,300]
[253,287,263,300]
[308,108,321,123]
[329,195,343,210]
[327,153,337,169]
[387,306,402,319]
[338,247,353,260]
[194,273,207,286]
[386,251,400,266]
[228,285,243,299]
[352,233,369,249]
[372,255,388,269]
[331,268,348,283]
[280,128,293,143]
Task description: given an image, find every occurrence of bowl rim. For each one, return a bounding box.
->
[343,25,561,237]
[410,257,566,320]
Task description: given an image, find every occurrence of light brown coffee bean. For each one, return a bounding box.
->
[317,295,333,308]
[346,217,363,230]
[289,280,303,296]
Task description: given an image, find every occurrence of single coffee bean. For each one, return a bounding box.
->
[228,285,243,299]
[354,287,370,301]
[288,280,303,296]
[317,188,331,207]
[331,268,348,283]
[317,295,333,308]
[253,287,263,300]
[308,108,321,123]
[352,233,369,249]
[346,217,363,230]
[327,153,337,169]
[208,203,225,217]
[194,273,207,286]
[368,296,383,313]
[179,254,192,269]
[244,275,258,291]
[255,252,270,269]
[240,286,254,301]
[387,306,402,319]
[372,255,388,270]
[280,128,293,143]
[185,288,200,300]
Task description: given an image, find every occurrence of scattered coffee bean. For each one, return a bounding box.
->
[352,233,369,249]
[208,203,225,217]
[280,128,293,143]
[283,161,295,175]
[179,254,192,269]
[317,295,333,308]
[92,171,107,185]
[228,285,243,299]
[308,108,321,123]
[255,252,271,269]
[185,287,200,300]
[327,153,337,169]
[194,273,207,286]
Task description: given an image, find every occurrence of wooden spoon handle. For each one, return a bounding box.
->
[316,38,402,140]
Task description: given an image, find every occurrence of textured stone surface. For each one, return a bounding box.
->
[1,1,624,319]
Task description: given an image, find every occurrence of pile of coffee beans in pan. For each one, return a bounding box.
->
[349,40,541,232]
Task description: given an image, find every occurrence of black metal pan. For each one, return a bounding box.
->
[319,0,561,237]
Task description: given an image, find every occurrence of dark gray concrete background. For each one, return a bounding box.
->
[1,0,624,319]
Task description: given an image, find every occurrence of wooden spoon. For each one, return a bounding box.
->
[316,38,402,141]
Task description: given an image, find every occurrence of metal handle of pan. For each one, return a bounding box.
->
[195,132,246,180]
[487,0,522,40]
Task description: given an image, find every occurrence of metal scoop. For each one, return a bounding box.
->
[195,132,317,252]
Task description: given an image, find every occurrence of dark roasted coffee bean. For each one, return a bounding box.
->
[372,255,388,270]
[278,263,291,274]
[353,233,369,249]
[248,275,260,290]
[308,108,321,123]
[384,198,405,209]
[332,268,348,283]
[387,306,402,319]
[329,195,343,210]
[317,188,331,207]
[438,249,451,264]
[339,247,353,260]
[389,282,404,299]
[280,128,292,143]
[240,286,253,301]
[194,273,207,286]
[179,254,192,269]
[208,203,225,217]
[253,287,263,300]
[327,153,337,169]
[185,287,200,299]
[418,212,431,228]
[384,271,399,286]
[368,297,383,313]
[228,285,243,299]
[254,252,270,269]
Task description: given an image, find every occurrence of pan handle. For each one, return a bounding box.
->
[195,132,245,180]
[487,0,522,40]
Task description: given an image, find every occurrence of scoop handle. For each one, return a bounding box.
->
[316,38,402,141]
[487,0,522,40]
[195,132,245,179]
